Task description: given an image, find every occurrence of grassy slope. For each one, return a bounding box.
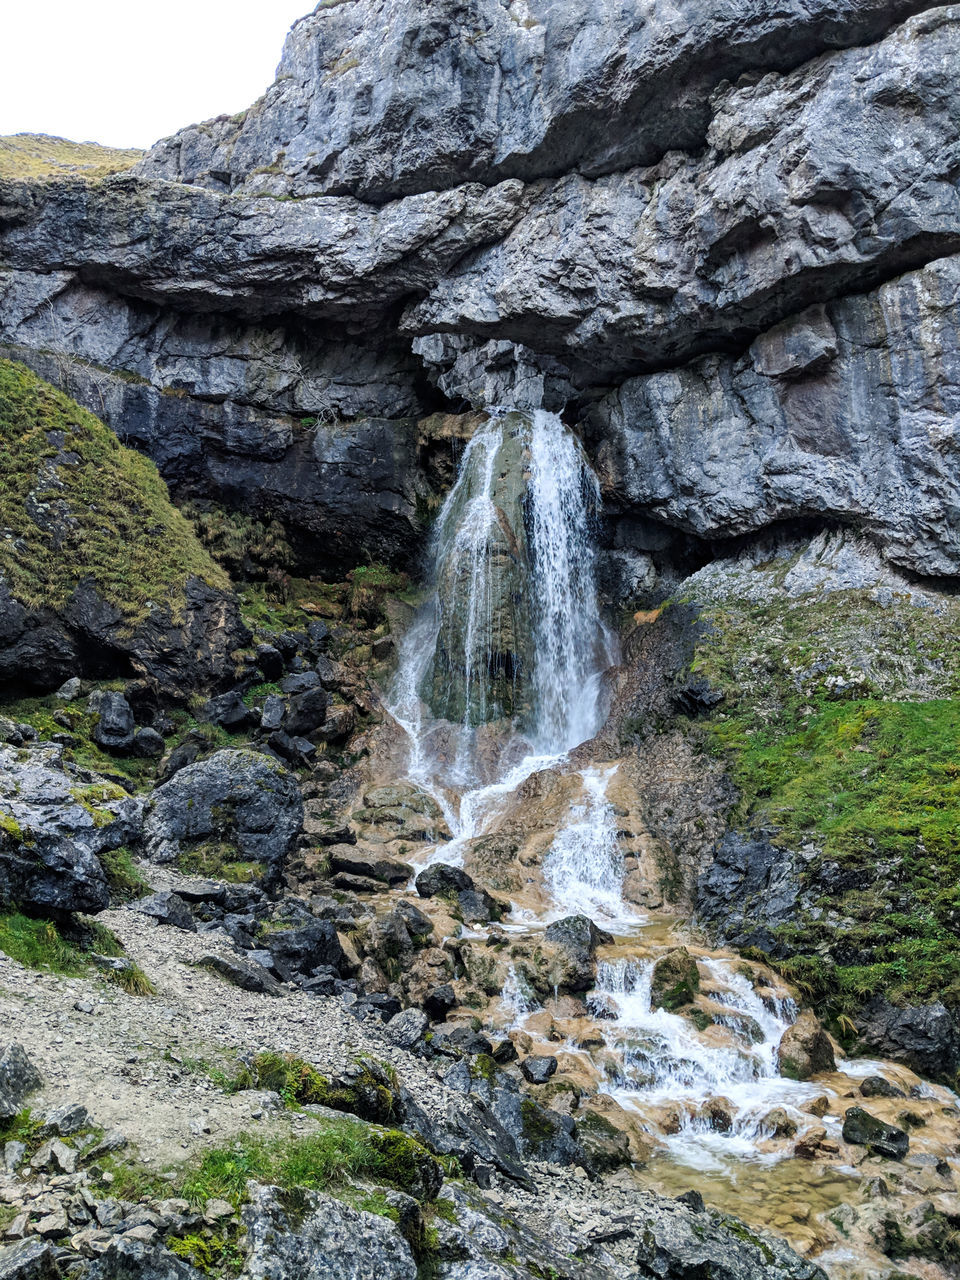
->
[0,358,229,623]
[687,583,960,1019]
[0,133,141,181]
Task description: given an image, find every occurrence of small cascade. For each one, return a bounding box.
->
[543,765,633,922]
[500,963,539,1029]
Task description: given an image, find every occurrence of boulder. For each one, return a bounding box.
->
[842,1107,910,1160]
[650,948,700,1012]
[0,1044,42,1122]
[256,644,284,680]
[856,998,960,1085]
[200,690,257,732]
[0,1239,61,1280]
[386,1008,429,1051]
[283,687,328,736]
[83,1238,205,1279]
[777,1012,836,1081]
[328,847,412,887]
[859,1076,906,1100]
[423,984,456,1022]
[456,887,502,923]
[132,726,165,758]
[142,749,303,886]
[266,921,347,981]
[90,691,135,753]
[576,1110,632,1173]
[520,1055,558,1085]
[415,863,473,898]
[242,1183,417,1280]
[132,891,197,932]
[197,954,284,997]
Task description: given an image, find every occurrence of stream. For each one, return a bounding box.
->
[379,406,960,1278]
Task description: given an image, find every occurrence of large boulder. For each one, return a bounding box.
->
[856,997,960,1085]
[649,948,700,1012]
[242,1184,417,1280]
[542,914,614,994]
[842,1106,910,1160]
[0,742,141,916]
[0,360,246,692]
[0,1239,61,1280]
[142,749,303,886]
[777,1012,836,1081]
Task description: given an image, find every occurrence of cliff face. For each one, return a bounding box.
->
[1,0,958,579]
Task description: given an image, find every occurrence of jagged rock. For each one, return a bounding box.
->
[36,1103,89,1138]
[266,921,347,982]
[131,727,165,758]
[649,949,700,1012]
[696,832,801,955]
[0,1239,61,1280]
[855,998,960,1084]
[842,1107,910,1159]
[259,695,286,732]
[456,887,501,924]
[283,687,328,736]
[386,1008,429,1051]
[575,1111,632,1173]
[143,749,303,886]
[197,954,284,997]
[0,742,142,916]
[242,1183,417,1280]
[256,644,284,680]
[0,1045,42,1122]
[423,984,456,1022]
[84,1238,204,1279]
[777,1012,836,1081]
[200,690,257,733]
[132,891,197,932]
[633,1198,828,1279]
[520,1056,558,1086]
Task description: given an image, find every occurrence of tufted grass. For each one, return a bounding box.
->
[0,359,229,625]
[0,133,142,182]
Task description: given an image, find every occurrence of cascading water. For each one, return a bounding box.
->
[543,765,632,922]
[387,407,614,859]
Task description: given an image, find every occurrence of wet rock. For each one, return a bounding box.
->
[132,891,196,932]
[842,1107,910,1159]
[415,864,473,898]
[650,948,700,1012]
[456,887,502,923]
[860,1076,906,1100]
[696,832,801,954]
[243,1183,416,1280]
[520,1056,558,1085]
[576,1111,632,1173]
[0,1045,42,1122]
[143,748,303,887]
[777,1012,836,1081]
[197,953,284,997]
[699,1098,734,1133]
[856,997,960,1085]
[541,914,614,993]
[760,1107,798,1139]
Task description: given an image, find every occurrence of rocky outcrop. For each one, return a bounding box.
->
[142,749,303,887]
[1,4,958,575]
[856,997,960,1082]
[0,741,141,917]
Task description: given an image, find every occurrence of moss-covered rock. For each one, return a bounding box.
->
[650,947,700,1011]
[0,359,245,690]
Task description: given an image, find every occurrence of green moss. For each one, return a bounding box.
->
[0,811,24,841]
[98,847,151,903]
[168,1230,246,1276]
[0,359,229,625]
[178,844,263,884]
[520,1099,557,1145]
[0,692,157,787]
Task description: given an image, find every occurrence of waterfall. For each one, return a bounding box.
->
[388,406,614,854]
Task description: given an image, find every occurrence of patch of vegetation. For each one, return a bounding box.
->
[0,359,229,624]
[177,844,263,884]
[0,1108,41,1147]
[168,1229,246,1277]
[347,563,409,624]
[0,692,157,786]
[99,846,151,903]
[0,911,153,994]
[684,578,960,1020]
[0,133,142,181]
[181,501,292,580]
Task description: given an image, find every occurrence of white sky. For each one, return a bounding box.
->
[1,1,315,151]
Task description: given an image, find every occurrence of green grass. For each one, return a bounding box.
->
[0,692,158,786]
[682,580,960,1023]
[0,359,229,624]
[0,133,142,181]
[0,911,153,994]
[98,847,151,903]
